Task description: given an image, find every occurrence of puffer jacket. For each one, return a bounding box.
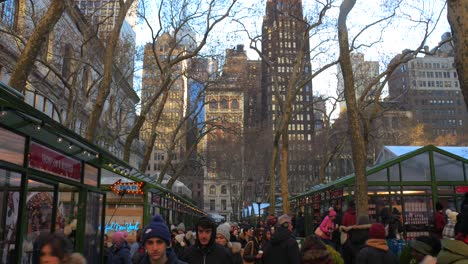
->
[437,238,468,264]
[262,226,300,264]
[107,241,132,264]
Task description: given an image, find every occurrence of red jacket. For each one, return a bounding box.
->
[342,208,357,227]
[434,211,447,235]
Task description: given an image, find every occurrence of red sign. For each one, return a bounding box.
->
[111,180,144,195]
[456,186,468,193]
[29,142,82,181]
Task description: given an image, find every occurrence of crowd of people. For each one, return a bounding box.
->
[32,192,468,264]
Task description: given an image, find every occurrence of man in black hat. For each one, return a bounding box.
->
[136,215,186,264]
[181,216,233,264]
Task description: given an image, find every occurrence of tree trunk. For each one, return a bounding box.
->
[9,0,64,91]
[269,133,280,215]
[280,129,290,214]
[85,0,134,140]
[447,0,468,108]
[139,122,158,172]
[337,0,369,218]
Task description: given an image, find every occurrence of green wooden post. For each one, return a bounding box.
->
[75,189,88,253]
[429,151,438,210]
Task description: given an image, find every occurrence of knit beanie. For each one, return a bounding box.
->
[217,223,231,241]
[142,215,172,245]
[369,223,386,239]
[112,231,128,244]
[328,210,337,217]
[177,222,186,232]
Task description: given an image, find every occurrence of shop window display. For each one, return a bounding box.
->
[0,170,21,264]
[55,183,79,247]
[22,179,54,263]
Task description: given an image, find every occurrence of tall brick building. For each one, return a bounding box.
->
[260,0,316,195]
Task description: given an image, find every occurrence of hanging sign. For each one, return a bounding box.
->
[111,179,144,195]
[29,142,82,181]
[456,186,468,193]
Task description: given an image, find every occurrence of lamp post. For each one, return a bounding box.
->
[256,195,262,221]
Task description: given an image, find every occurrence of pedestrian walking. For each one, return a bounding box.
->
[243,228,264,264]
[216,223,242,264]
[135,215,186,264]
[442,209,458,239]
[262,214,300,264]
[317,209,337,248]
[296,212,305,238]
[108,231,132,264]
[433,202,447,239]
[38,233,86,264]
[437,202,468,264]
[355,223,398,264]
[181,216,233,264]
[340,216,371,264]
[341,201,357,227]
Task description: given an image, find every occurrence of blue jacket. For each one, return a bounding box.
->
[107,241,132,264]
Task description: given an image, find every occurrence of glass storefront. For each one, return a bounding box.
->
[0,169,21,263]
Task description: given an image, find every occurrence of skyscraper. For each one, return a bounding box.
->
[140,33,189,177]
[388,34,468,141]
[261,0,316,195]
[337,53,380,112]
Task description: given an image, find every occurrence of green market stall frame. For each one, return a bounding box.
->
[0,82,205,263]
[291,145,468,239]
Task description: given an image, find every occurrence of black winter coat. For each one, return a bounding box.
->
[342,225,370,264]
[262,227,300,264]
[181,243,233,264]
[356,244,398,264]
[137,248,186,264]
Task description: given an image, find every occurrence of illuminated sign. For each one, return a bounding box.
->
[29,142,82,181]
[456,186,468,193]
[111,179,144,195]
[102,221,140,234]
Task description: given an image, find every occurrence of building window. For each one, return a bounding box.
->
[62,44,73,78]
[231,99,239,109]
[210,99,218,109]
[0,0,16,27]
[209,185,216,195]
[221,99,228,109]
[221,185,227,194]
[221,200,227,211]
[210,199,215,211]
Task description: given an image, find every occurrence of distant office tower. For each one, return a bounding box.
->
[74,0,137,85]
[140,33,189,178]
[337,53,380,112]
[203,45,261,221]
[388,33,468,140]
[261,0,316,195]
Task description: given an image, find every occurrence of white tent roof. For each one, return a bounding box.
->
[376,145,468,164]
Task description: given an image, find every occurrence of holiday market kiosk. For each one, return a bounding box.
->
[0,82,204,263]
[291,145,468,239]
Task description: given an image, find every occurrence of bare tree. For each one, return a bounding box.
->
[8,0,65,91]
[447,0,468,108]
[122,0,239,162]
[85,0,136,140]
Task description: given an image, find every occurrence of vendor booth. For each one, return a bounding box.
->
[0,82,204,263]
[291,145,468,239]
